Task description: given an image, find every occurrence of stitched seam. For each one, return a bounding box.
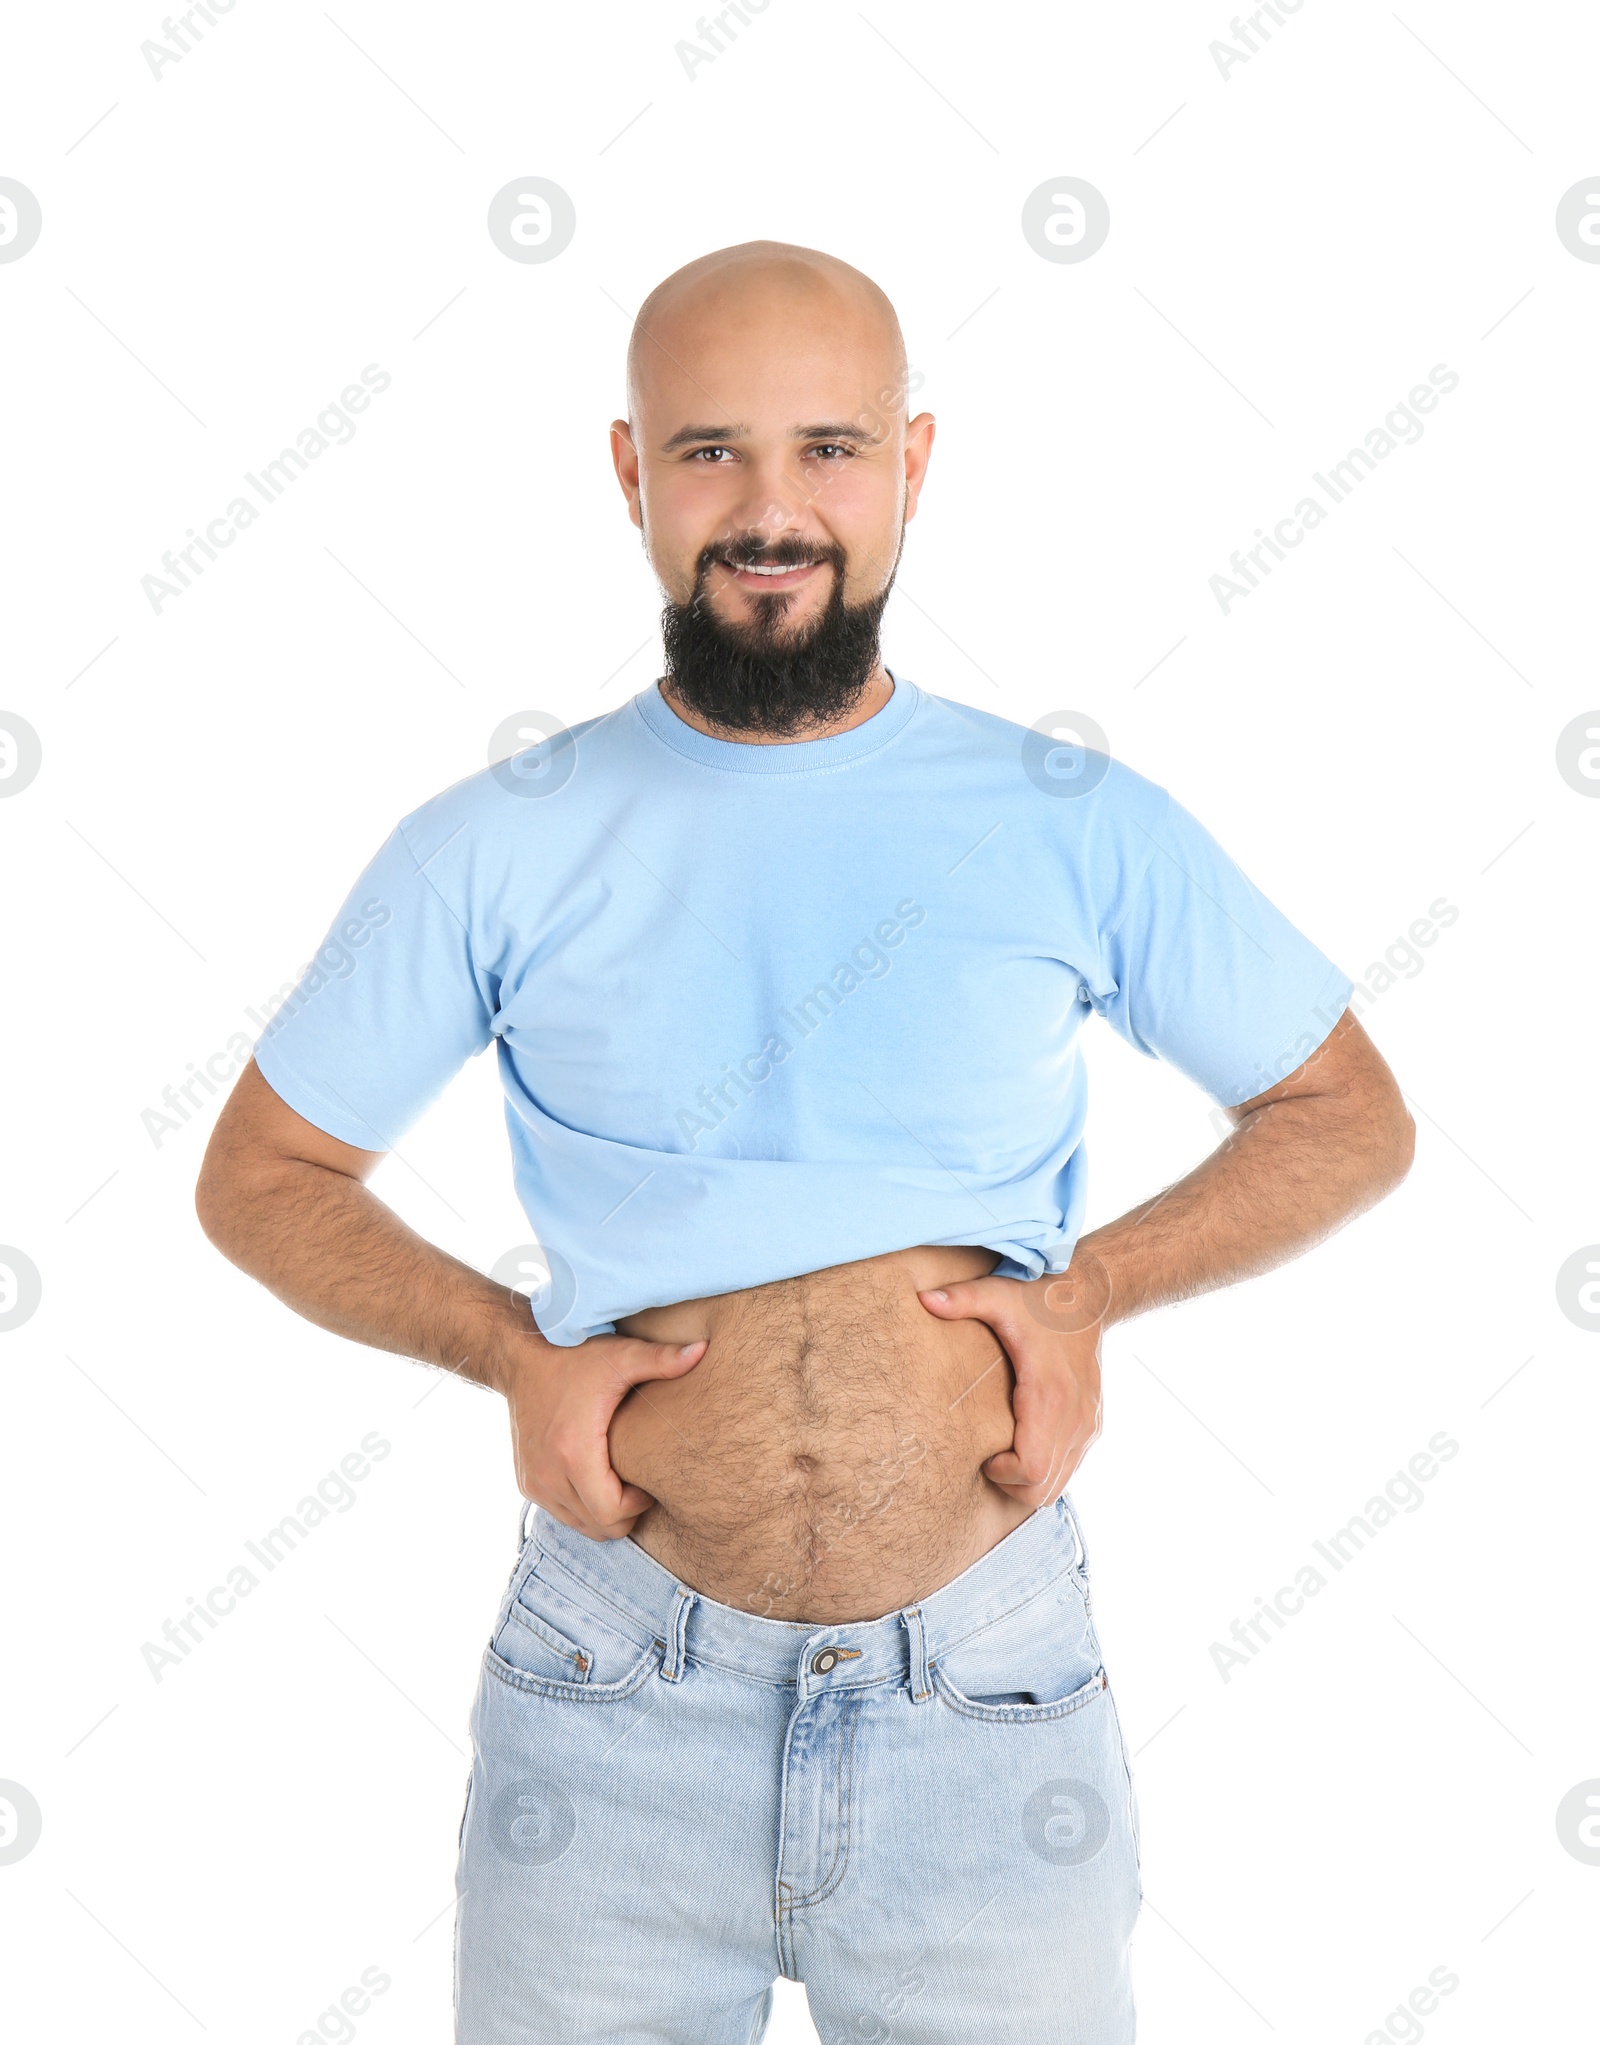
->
[695,1654,896,1693]
[531,1546,661,1644]
[501,1605,587,1674]
[773,1694,805,1979]
[483,1639,661,1700]
[788,1698,860,1909]
[534,1529,1053,1691]
[487,1546,542,1642]
[927,1566,1076,1664]
[522,1567,649,1659]
[1099,788,1172,952]
[668,1589,693,1680]
[683,1657,793,1691]
[930,1663,1107,1724]
[1106,1675,1143,1893]
[631,681,925,780]
[904,1607,930,1701]
[775,1887,797,1981]
[395,814,494,983]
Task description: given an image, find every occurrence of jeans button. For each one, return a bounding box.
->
[811,1649,838,1675]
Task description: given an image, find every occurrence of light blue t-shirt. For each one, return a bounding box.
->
[253,675,1353,1344]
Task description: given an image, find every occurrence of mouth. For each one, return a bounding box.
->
[716,557,829,594]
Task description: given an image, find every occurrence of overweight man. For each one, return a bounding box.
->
[197,241,1413,2043]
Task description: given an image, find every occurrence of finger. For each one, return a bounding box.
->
[983,1432,1068,1495]
[981,1450,1038,1491]
[614,1338,707,1387]
[566,1453,636,1537]
[523,1488,603,1542]
[547,1496,638,1542]
[567,1495,635,1543]
[982,1462,1061,1505]
[916,1278,1015,1323]
[985,1435,1082,1500]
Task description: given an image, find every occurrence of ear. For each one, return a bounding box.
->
[610,419,643,531]
[902,411,936,523]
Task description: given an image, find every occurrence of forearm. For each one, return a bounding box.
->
[198,1156,537,1394]
[1079,1068,1414,1329]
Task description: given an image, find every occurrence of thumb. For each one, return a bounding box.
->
[622,1338,707,1385]
[916,1279,1000,1322]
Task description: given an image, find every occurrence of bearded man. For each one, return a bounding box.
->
[197,240,1412,2043]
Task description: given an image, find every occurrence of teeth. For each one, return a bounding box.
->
[737,561,809,575]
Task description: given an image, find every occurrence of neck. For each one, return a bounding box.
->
[660,662,894,745]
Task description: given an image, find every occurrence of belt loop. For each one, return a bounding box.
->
[901,1606,932,1704]
[660,1584,696,1682]
[518,1497,538,1550]
[1061,1492,1090,1576]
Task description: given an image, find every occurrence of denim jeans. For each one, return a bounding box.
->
[454,1492,1142,2042]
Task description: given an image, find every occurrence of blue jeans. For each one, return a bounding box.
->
[454,1493,1142,2042]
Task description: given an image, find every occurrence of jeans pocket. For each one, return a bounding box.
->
[932,1661,1108,1723]
[931,1574,1107,1723]
[486,1554,659,1698]
[493,1600,594,1684]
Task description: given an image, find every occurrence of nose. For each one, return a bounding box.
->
[713,451,821,556]
[724,493,802,555]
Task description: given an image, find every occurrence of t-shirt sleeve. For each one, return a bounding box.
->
[251,820,498,1151]
[1090,787,1354,1107]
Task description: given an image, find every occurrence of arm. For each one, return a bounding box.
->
[919,1008,1414,1504]
[194,1059,705,1538]
[1081,1005,1414,1321]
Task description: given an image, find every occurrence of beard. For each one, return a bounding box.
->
[658,531,897,738]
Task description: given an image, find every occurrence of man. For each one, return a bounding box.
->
[197,241,1413,2042]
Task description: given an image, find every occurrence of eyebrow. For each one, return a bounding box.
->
[658,421,882,451]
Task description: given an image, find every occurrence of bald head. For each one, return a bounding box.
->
[626,240,907,428]
[608,240,935,729]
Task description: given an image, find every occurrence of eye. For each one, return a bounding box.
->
[808,443,855,460]
[685,445,735,463]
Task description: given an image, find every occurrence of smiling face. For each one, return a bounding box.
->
[611,242,935,735]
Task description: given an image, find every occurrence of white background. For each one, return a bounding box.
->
[3,1,1598,2039]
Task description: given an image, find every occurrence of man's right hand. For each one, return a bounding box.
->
[194,1062,710,1542]
[497,1330,708,1541]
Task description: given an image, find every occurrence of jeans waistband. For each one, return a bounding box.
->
[523,1493,1090,1695]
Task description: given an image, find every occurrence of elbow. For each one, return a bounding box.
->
[1395,1102,1417,1182]
[193,1142,240,1255]
[193,1164,225,1252]
[1371,1088,1415,1198]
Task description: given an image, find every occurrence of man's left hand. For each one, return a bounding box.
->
[917,1252,1112,1508]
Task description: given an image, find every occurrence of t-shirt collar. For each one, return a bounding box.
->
[633,668,920,774]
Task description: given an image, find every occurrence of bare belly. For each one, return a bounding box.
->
[608,1245,1033,1623]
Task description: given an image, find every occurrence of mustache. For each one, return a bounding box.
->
[698,537,844,575]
